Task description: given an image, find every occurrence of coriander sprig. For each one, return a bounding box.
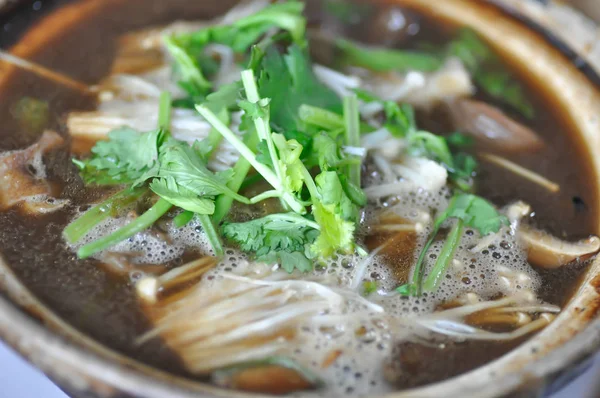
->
[397,193,509,296]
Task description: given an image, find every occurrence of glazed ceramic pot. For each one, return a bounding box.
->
[1,1,600,397]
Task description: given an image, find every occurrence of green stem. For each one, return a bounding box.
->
[336,38,442,72]
[77,198,173,259]
[266,213,320,231]
[64,188,146,244]
[158,91,172,131]
[249,190,282,203]
[196,102,305,214]
[241,69,284,183]
[343,94,361,188]
[423,220,464,292]
[196,104,279,189]
[213,132,259,224]
[173,211,195,228]
[298,104,345,131]
[205,109,229,156]
[198,214,224,256]
[410,231,439,296]
[300,165,319,201]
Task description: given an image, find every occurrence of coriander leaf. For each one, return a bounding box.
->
[383,101,417,138]
[312,200,355,258]
[166,1,307,105]
[312,133,343,171]
[164,36,212,101]
[272,133,305,194]
[446,29,491,71]
[76,127,163,186]
[258,45,341,132]
[150,177,216,215]
[255,139,275,168]
[231,1,307,49]
[157,139,249,203]
[315,171,357,221]
[203,81,242,113]
[239,97,271,119]
[448,194,509,236]
[449,153,477,191]
[222,213,319,273]
[276,251,313,273]
[475,69,535,119]
[336,38,442,72]
[407,131,454,167]
[310,171,357,258]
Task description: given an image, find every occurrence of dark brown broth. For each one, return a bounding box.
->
[0,0,597,392]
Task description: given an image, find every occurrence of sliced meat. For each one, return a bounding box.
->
[0,130,65,211]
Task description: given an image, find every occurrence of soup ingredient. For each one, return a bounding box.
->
[405,293,559,340]
[212,357,321,394]
[397,193,509,296]
[479,153,560,193]
[0,130,64,212]
[137,262,382,375]
[447,99,544,153]
[222,213,319,273]
[519,225,600,268]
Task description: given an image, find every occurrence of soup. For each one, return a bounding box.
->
[0,0,597,396]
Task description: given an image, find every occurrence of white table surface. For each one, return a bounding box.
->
[0,341,597,398]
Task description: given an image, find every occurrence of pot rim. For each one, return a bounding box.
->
[1,1,600,397]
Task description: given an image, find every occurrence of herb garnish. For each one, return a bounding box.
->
[67,0,509,284]
[397,193,509,296]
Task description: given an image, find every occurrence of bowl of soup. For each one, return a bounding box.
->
[1,0,600,397]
